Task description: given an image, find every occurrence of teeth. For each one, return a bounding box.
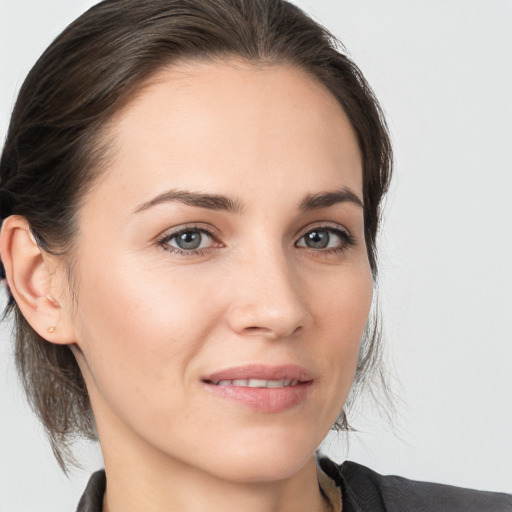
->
[214,379,298,388]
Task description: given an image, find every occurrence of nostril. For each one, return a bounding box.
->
[242,324,303,339]
[243,326,273,336]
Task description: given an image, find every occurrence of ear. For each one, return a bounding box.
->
[0,215,76,344]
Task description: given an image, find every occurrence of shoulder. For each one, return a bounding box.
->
[318,457,512,512]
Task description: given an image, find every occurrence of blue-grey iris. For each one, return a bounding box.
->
[305,230,329,249]
[176,231,202,250]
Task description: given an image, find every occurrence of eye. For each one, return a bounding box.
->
[159,227,216,254]
[295,226,354,252]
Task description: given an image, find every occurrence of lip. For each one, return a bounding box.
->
[203,364,313,383]
[202,364,313,413]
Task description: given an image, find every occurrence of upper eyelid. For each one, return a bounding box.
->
[157,223,221,241]
[295,221,351,239]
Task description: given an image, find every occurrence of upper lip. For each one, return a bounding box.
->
[202,364,313,384]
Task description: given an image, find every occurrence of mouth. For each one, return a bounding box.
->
[201,365,313,413]
[206,378,300,388]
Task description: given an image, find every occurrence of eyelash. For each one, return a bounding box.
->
[157,223,355,257]
[157,224,221,257]
[295,223,356,256]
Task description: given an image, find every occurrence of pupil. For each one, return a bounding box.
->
[177,231,201,250]
[306,230,329,249]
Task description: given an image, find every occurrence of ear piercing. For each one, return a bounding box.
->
[47,326,56,334]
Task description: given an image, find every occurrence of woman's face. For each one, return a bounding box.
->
[64,60,372,482]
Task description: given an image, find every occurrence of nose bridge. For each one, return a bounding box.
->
[226,242,312,339]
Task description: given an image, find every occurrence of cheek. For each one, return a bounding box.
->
[311,259,373,340]
[70,259,220,409]
[310,263,373,400]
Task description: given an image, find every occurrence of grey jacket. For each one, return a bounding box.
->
[76,458,512,511]
[319,458,512,511]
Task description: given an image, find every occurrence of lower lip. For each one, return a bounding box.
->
[203,382,312,413]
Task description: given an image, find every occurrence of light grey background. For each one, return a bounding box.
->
[1,1,511,511]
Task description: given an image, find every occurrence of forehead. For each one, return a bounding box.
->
[93,59,363,209]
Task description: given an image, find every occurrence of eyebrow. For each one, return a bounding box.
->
[134,189,244,214]
[299,187,363,210]
[133,186,363,215]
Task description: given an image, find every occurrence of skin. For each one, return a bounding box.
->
[2,60,372,512]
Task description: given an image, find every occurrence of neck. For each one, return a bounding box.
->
[96,419,330,512]
[102,453,329,512]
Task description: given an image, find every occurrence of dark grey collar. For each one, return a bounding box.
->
[76,470,106,512]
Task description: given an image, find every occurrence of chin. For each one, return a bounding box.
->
[211,455,315,484]
[194,427,322,483]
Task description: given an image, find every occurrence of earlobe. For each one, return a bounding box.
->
[0,215,76,345]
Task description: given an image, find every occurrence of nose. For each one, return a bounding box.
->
[225,250,313,340]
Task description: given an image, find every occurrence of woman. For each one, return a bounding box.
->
[0,1,510,511]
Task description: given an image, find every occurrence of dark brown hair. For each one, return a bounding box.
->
[0,0,392,470]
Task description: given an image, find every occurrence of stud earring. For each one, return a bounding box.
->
[47,326,56,334]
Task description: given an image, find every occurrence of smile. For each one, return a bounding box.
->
[211,378,299,388]
[202,365,313,413]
